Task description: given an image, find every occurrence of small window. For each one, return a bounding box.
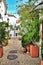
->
[1,17,3,20]
[7,18,9,21]
[0,14,1,19]
[10,34,12,36]
[5,13,6,15]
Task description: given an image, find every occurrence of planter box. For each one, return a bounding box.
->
[41,60,43,65]
[30,45,39,57]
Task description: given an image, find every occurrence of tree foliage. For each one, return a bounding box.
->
[17,0,40,47]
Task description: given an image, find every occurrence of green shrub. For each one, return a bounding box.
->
[0,21,10,45]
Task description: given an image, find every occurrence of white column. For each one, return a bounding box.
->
[39,24,42,59]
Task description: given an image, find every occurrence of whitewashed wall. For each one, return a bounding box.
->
[7,16,17,38]
[0,0,7,22]
[0,1,6,17]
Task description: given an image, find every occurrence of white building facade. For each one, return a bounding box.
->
[0,0,20,38]
[7,14,17,38]
[0,0,7,22]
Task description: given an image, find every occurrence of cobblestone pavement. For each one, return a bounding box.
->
[0,38,41,65]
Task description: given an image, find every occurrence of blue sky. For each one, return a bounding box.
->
[6,0,28,17]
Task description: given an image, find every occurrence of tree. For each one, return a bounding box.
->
[17,0,40,47]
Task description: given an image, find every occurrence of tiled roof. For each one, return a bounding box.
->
[7,14,16,18]
[16,20,20,23]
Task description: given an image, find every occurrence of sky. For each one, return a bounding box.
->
[6,0,28,18]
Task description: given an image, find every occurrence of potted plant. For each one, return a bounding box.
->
[30,44,39,57]
[21,35,27,53]
[0,21,10,57]
[17,3,40,54]
[2,39,8,46]
[26,41,33,52]
[21,33,33,53]
[18,20,40,53]
[1,22,10,46]
[21,47,27,53]
[29,31,39,57]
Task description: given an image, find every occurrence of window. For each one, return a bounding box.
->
[0,14,1,19]
[7,18,9,21]
[5,13,6,15]
[10,34,12,36]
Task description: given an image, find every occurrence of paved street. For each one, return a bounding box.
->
[0,38,41,65]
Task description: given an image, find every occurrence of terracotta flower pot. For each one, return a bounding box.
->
[30,45,39,57]
[41,60,43,65]
[21,47,27,53]
[2,42,8,46]
[27,45,30,52]
[8,37,11,39]
[0,47,3,58]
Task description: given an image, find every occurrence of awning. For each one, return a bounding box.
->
[30,2,43,12]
